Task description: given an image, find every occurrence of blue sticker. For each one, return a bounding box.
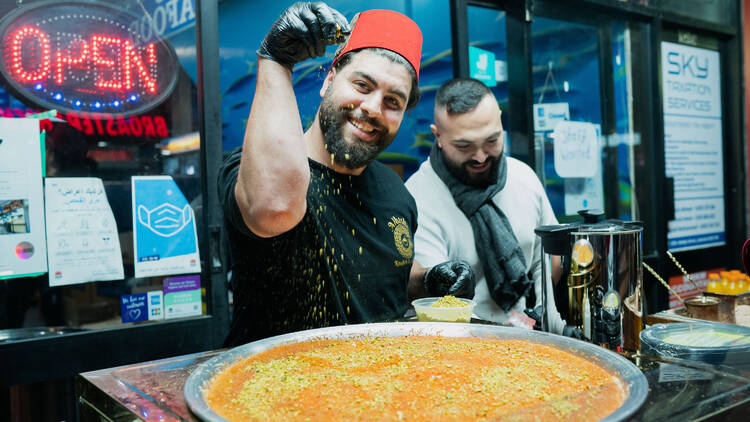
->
[469,46,497,87]
[121,293,148,323]
[133,177,199,263]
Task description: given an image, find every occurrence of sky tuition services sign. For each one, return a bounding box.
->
[0,0,179,117]
[661,41,725,252]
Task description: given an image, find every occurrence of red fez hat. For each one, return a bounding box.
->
[333,9,422,79]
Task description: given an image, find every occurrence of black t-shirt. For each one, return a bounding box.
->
[219,148,417,347]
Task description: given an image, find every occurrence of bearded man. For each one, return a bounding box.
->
[406,78,579,337]
[219,3,473,346]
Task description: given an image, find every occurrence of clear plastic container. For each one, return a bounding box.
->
[641,322,750,368]
[411,297,475,323]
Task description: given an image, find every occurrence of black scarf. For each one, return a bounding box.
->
[429,145,533,311]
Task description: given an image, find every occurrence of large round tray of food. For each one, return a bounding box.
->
[185,322,647,421]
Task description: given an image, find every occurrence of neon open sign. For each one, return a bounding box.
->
[0,1,178,117]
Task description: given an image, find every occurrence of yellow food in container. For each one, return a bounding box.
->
[412,296,475,322]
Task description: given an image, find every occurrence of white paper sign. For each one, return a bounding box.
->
[533,103,569,132]
[661,41,724,251]
[553,121,598,178]
[0,118,47,278]
[45,178,124,286]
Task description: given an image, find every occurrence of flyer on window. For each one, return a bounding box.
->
[0,118,47,279]
[132,175,201,277]
[45,177,124,286]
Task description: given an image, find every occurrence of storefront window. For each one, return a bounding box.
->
[612,21,636,221]
[0,0,204,331]
[466,5,510,153]
[531,17,604,220]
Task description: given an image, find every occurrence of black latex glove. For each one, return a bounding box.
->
[523,307,542,331]
[525,306,585,340]
[562,324,585,340]
[257,2,350,70]
[424,260,475,299]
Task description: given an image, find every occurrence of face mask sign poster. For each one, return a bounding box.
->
[131,175,201,278]
[0,118,47,280]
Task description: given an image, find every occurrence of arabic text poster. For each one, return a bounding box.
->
[0,118,47,279]
[164,275,202,319]
[45,178,124,286]
[132,176,200,277]
[661,42,724,251]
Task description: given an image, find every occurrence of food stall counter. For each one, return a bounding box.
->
[78,332,750,422]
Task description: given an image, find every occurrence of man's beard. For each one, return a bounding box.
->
[442,150,501,188]
[318,90,395,170]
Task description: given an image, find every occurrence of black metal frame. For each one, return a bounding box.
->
[1,0,227,388]
[449,0,744,313]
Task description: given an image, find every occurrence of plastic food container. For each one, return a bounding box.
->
[411,297,475,322]
[640,322,750,368]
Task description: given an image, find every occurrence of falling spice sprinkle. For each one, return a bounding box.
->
[358,247,362,255]
[345,153,350,160]
[333,264,337,272]
[352,229,355,236]
[206,336,625,422]
[373,217,377,225]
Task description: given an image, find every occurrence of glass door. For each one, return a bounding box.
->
[531,16,606,220]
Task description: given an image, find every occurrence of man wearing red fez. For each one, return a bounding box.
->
[219,2,474,346]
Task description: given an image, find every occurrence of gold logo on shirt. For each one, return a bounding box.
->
[388,216,413,259]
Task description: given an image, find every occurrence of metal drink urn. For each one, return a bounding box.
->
[535,210,645,351]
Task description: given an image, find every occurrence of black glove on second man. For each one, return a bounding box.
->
[424,260,476,299]
[524,306,586,340]
[257,2,351,70]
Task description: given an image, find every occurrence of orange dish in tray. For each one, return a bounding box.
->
[204,335,625,421]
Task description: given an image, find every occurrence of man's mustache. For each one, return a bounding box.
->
[465,158,491,167]
[342,109,385,133]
